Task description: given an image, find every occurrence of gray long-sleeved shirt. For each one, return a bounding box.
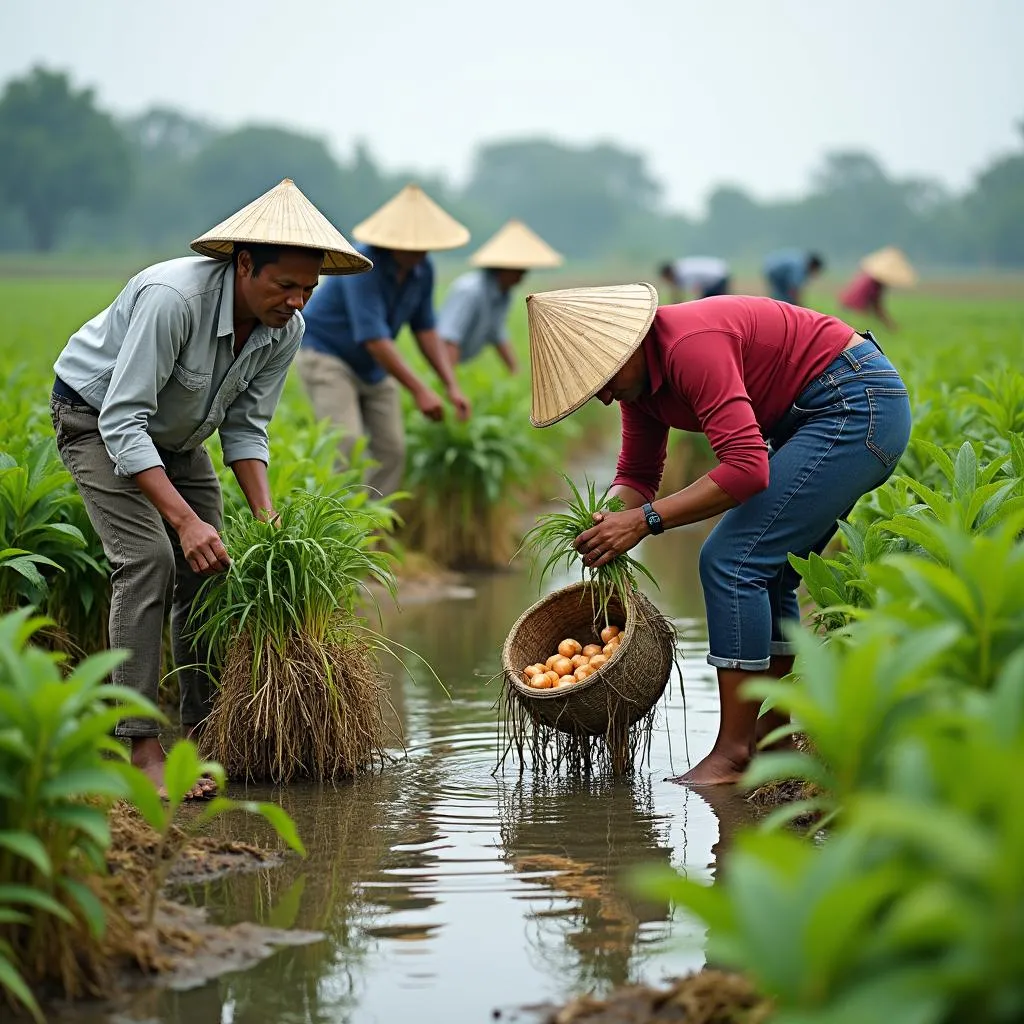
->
[54,257,303,477]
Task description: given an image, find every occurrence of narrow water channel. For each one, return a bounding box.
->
[55,520,758,1024]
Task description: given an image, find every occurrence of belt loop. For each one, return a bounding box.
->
[841,347,861,371]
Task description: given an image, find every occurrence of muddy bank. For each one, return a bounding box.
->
[34,806,321,1017]
[516,970,771,1024]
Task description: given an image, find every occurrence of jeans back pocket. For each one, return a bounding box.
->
[866,386,912,468]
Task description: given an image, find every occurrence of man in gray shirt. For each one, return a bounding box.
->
[438,219,562,371]
[50,179,369,798]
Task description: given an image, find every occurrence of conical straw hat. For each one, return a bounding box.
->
[526,283,659,427]
[860,246,917,288]
[351,183,470,252]
[469,220,563,270]
[190,178,371,275]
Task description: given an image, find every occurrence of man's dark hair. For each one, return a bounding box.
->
[232,243,324,277]
[657,261,675,280]
[807,252,825,273]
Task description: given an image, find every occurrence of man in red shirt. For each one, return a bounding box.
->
[526,284,912,785]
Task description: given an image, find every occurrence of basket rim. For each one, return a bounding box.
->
[502,579,642,701]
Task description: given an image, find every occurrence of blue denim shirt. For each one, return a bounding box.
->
[763,249,811,293]
[53,257,303,477]
[436,270,511,362]
[299,244,436,384]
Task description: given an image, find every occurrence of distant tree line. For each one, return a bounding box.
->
[1,67,1022,268]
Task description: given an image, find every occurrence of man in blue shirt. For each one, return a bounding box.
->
[297,184,471,497]
[438,219,562,372]
[762,249,825,306]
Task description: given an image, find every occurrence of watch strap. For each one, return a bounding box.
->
[642,501,664,535]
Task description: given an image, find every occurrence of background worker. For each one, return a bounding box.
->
[297,184,471,497]
[762,248,825,306]
[839,246,918,331]
[657,256,732,302]
[439,219,562,372]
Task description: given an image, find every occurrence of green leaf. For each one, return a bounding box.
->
[0,953,44,1024]
[0,884,73,922]
[0,831,52,876]
[110,763,167,831]
[40,767,129,802]
[58,877,107,939]
[162,739,202,809]
[197,798,306,856]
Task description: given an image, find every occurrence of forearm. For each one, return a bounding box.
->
[134,467,200,531]
[609,483,646,509]
[230,459,275,519]
[415,329,458,389]
[495,341,518,373]
[445,340,461,369]
[365,338,427,396]
[648,474,738,529]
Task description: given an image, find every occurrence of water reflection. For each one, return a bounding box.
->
[499,775,673,991]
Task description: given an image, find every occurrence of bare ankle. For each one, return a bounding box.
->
[131,736,165,768]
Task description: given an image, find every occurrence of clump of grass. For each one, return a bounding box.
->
[519,476,657,624]
[191,491,407,783]
[401,377,549,569]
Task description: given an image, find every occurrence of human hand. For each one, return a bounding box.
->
[178,517,231,575]
[415,386,445,422]
[574,508,649,569]
[447,385,471,421]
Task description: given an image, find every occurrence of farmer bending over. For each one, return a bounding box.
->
[525,286,912,785]
[762,248,824,307]
[439,220,562,372]
[50,179,369,798]
[297,184,472,498]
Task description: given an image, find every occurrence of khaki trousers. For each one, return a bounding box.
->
[50,396,222,737]
[296,348,405,498]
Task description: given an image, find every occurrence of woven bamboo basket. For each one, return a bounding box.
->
[501,581,675,742]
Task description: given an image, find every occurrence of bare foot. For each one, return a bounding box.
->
[131,736,210,801]
[183,722,218,796]
[666,749,749,786]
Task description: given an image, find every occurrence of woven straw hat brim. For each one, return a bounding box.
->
[469,220,564,270]
[527,283,659,427]
[351,183,470,252]
[860,246,917,288]
[190,178,371,276]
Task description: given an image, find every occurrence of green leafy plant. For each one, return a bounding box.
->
[520,475,657,625]
[117,740,305,927]
[403,377,551,568]
[0,608,156,1020]
[633,649,1024,1024]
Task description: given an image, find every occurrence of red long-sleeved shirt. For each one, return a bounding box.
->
[612,296,855,503]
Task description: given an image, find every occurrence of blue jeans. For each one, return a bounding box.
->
[699,337,911,671]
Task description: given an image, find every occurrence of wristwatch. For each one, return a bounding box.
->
[641,501,664,535]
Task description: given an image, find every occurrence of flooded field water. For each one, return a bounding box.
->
[54,521,757,1024]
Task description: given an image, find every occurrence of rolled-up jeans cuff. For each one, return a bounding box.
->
[114,717,163,739]
[769,640,797,657]
[706,653,771,671]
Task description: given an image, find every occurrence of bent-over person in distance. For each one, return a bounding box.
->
[762,248,825,306]
[50,179,370,799]
[839,246,917,332]
[296,184,472,498]
[439,219,563,372]
[657,256,732,303]
[525,285,912,786]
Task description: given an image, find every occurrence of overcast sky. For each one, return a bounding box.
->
[5,0,1022,214]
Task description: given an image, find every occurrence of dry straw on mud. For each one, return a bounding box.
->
[191,492,405,783]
